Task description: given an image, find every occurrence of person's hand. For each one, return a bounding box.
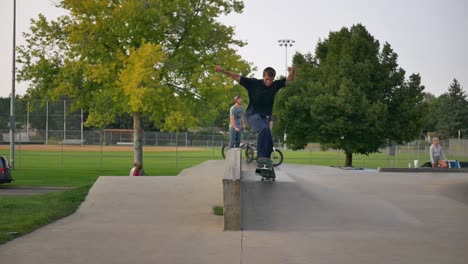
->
[286,66,296,85]
[289,66,296,74]
[214,65,223,72]
[432,162,437,168]
[235,127,240,132]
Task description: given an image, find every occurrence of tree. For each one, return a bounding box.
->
[275,24,427,166]
[421,92,437,134]
[437,79,468,138]
[0,96,28,131]
[17,0,250,166]
[0,98,10,130]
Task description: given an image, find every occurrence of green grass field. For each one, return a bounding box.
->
[0,147,467,187]
[3,147,220,186]
[2,147,465,186]
[0,185,91,244]
[0,146,465,244]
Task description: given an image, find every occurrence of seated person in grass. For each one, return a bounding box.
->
[429,137,448,168]
[129,162,144,176]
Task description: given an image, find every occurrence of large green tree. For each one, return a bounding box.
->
[17,0,250,166]
[0,98,10,130]
[436,79,468,138]
[275,24,427,166]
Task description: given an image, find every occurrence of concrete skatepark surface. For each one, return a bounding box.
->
[1,160,468,263]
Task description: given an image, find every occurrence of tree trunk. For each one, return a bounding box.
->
[345,152,353,167]
[133,112,143,166]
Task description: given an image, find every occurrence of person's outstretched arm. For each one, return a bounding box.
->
[214,65,241,82]
[286,66,296,86]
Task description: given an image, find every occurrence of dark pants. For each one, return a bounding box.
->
[246,113,273,159]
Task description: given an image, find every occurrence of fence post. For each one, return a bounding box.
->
[46,100,48,145]
[61,133,64,169]
[63,100,66,142]
[100,130,103,170]
[395,145,399,168]
[18,132,21,169]
[176,132,178,170]
[27,101,30,142]
[309,149,312,165]
[81,109,83,146]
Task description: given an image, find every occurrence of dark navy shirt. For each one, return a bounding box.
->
[240,77,286,116]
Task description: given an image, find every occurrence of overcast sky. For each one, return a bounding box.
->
[1,0,467,98]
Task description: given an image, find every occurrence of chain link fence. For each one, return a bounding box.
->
[1,127,467,170]
[1,100,467,170]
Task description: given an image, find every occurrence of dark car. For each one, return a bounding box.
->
[0,156,13,184]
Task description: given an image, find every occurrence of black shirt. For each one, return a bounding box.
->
[240,77,286,116]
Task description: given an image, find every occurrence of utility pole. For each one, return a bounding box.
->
[10,0,17,169]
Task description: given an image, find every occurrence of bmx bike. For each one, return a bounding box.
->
[221,131,256,163]
[221,131,284,166]
[247,144,284,167]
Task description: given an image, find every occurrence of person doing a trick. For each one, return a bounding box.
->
[215,65,296,160]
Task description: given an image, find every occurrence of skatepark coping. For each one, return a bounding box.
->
[379,167,468,173]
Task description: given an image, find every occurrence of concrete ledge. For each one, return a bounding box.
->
[223,148,241,230]
[378,167,468,173]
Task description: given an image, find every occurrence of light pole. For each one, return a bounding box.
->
[278,39,295,77]
[10,0,17,170]
[278,39,295,149]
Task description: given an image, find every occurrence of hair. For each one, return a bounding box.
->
[134,162,142,170]
[263,67,276,78]
[432,137,439,141]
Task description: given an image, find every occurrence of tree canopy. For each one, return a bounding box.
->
[274,24,428,166]
[16,0,251,164]
[432,79,468,138]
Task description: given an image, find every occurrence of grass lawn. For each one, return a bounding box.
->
[8,148,220,186]
[0,185,91,244]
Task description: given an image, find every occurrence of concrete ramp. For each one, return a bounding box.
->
[241,163,468,264]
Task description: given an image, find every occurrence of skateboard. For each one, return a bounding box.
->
[255,157,276,181]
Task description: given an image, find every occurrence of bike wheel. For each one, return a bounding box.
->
[221,144,229,159]
[271,148,284,166]
[245,145,255,163]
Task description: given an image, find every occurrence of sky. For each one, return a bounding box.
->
[1,0,467,98]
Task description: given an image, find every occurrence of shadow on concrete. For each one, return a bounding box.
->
[241,166,422,232]
[441,182,468,205]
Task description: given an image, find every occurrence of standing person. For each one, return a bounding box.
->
[129,162,144,176]
[229,95,246,148]
[215,65,296,159]
[430,137,448,168]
